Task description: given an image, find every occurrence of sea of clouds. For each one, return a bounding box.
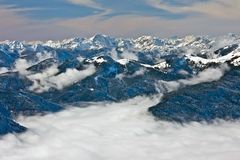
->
[1,96,240,160]
[1,45,239,160]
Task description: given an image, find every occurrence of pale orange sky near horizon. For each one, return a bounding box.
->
[0,0,239,40]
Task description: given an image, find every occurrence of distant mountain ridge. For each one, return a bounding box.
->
[1,34,240,135]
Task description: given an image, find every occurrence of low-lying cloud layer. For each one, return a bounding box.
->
[1,96,240,160]
[0,67,9,74]
[157,64,229,92]
[14,58,96,92]
[28,64,96,92]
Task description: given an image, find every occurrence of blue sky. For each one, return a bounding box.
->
[0,0,239,40]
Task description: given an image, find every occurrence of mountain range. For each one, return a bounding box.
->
[1,34,240,135]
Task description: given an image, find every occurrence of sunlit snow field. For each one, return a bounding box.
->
[1,96,240,160]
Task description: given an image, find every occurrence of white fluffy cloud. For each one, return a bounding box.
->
[0,67,9,74]
[1,96,240,160]
[116,68,146,80]
[157,64,229,92]
[120,51,139,61]
[14,58,96,93]
[28,64,96,93]
[14,59,33,75]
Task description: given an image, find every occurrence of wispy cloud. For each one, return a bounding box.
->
[0,0,239,40]
[67,0,103,9]
[145,0,240,20]
[0,0,101,20]
[56,13,240,38]
[0,6,84,40]
[0,0,186,20]
[157,64,229,92]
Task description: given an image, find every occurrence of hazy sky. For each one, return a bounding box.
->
[0,0,239,40]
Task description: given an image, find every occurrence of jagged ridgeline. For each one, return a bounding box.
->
[0,34,240,134]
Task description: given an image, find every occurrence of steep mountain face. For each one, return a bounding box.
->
[0,34,240,135]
